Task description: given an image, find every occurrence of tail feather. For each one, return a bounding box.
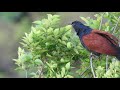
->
[116,55,120,61]
[114,46,120,61]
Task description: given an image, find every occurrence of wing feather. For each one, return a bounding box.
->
[82,30,119,55]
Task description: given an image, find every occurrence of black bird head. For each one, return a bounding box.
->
[71,21,92,38]
[71,21,84,31]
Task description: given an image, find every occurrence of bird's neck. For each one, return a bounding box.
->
[77,28,92,39]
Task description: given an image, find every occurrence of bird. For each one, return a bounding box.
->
[71,21,120,60]
[71,21,120,78]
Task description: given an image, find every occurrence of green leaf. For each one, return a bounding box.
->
[33,21,41,24]
[64,75,74,78]
[54,28,59,35]
[115,74,119,78]
[31,26,36,32]
[61,67,66,77]
[47,28,53,33]
[74,48,79,54]
[61,41,66,45]
[20,42,27,47]
[35,59,43,65]
[47,14,53,20]
[60,58,65,63]
[56,73,62,78]
[53,15,60,18]
[105,26,110,31]
[62,36,68,41]
[46,53,52,57]
[65,25,72,30]
[30,72,36,76]
[80,17,88,23]
[65,62,70,70]
[67,42,72,49]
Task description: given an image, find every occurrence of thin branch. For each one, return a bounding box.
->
[90,53,96,78]
[25,70,28,78]
[80,65,91,77]
[106,55,109,72]
[36,66,43,78]
[38,66,43,78]
[112,16,120,34]
[99,13,105,30]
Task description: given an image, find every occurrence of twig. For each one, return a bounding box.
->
[106,55,109,72]
[99,13,105,30]
[25,70,28,78]
[112,16,120,34]
[80,65,91,77]
[90,53,96,78]
[36,66,43,78]
[39,66,43,78]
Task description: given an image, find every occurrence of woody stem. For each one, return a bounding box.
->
[90,53,96,78]
[106,55,109,72]
[99,12,105,30]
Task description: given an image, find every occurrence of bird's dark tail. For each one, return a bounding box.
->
[115,48,120,61]
[116,55,120,61]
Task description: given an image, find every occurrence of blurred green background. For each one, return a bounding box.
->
[0,12,96,78]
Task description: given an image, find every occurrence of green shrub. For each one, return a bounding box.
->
[14,12,120,78]
[13,14,88,78]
